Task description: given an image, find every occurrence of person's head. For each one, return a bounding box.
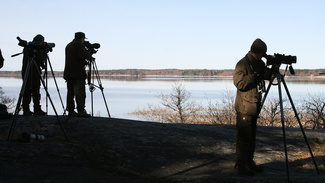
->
[33,34,44,42]
[250,38,267,60]
[74,32,86,43]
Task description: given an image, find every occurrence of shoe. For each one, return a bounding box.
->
[34,105,47,115]
[77,110,91,117]
[235,163,254,176]
[248,161,264,173]
[237,166,254,176]
[68,111,78,117]
[34,109,47,115]
[23,109,34,115]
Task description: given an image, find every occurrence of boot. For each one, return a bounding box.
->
[235,161,254,176]
[23,105,33,115]
[77,109,91,117]
[248,161,264,173]
[68,110,78,117]
[34,105,46,115]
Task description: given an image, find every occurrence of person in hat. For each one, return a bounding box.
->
[233,38,272,176]
[21,34,47,115]
[64,32,92,117]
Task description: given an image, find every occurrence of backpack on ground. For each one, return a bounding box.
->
[0,103,12,120]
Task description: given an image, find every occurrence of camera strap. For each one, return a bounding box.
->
[245,55,256,74]
[245,55,265,94]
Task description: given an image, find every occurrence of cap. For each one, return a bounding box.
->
[250,38,267,54]
[33,34,44,42]
[75,32,87,39]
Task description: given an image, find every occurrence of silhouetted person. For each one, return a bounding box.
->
[64,32,92,117]
[233,38,271,176]
[0,48,4,69]
[0,48,12,119]
[21,34,47,115]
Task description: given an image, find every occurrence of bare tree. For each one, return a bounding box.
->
[0,86,15,109]
[300,93,325,129]
[205,89,236,125]
[259,97,281,127]
[158,82,201,123]
[131,82,202,123]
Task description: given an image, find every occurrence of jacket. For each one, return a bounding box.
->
[64,39,92,80]
[233,52,271,116]
[21,47,47,78]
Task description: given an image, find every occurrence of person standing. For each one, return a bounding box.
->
[233,38,271,175]
[21,34,47,115]
[0,48,12,119]
[64,32,92,117]
[0,48,4,69]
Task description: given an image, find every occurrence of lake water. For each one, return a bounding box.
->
[1,77,324,120]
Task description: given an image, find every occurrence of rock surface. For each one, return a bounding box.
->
[0,115,325,183]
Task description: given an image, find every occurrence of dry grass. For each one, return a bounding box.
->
[291,139,325,172]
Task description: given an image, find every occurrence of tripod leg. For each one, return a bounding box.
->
[91,84,94,117]
[277,75,290,182]
[282,77,320,174]
[88,61,94,117]
[99,85,111,118]
[93,62,111,118]
[44,60,48,113]
[7,61,33,141]
[47,56,66,115]
[259,78,273,115]
[88,61,111,118]
[35,64,69,141]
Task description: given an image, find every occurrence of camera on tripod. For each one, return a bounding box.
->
[264,53,297,66]
[264,53,297,75]
[17,36,55,52]
[84,41,100,55]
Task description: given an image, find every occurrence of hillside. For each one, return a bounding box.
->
[1,115,325,182]
[1,68,325,78]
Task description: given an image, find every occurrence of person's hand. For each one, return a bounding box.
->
[252,72,263,83]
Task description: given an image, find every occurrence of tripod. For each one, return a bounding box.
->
[87,58,111,118]
[8,51,68,142]
[43,54,66,115]
[260,66,319,182]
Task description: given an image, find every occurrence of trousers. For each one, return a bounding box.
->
[236,112,257,166]
[66,79,86,113]
[22,66,42,109]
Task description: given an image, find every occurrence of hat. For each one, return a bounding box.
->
[33,34,44,42]
[250,38,267,54]
[75,32,87,39]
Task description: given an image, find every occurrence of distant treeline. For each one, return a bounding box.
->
[0,68,325,78]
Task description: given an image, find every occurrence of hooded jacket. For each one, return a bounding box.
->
[64,39,92,80]
[233,52,271,116]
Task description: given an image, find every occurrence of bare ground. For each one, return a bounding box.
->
[1,115,325,183]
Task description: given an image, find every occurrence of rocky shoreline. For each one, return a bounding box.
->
[1,115,325,182]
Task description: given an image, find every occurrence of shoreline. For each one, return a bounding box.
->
[1,71,325,80]
[1,68,325,79]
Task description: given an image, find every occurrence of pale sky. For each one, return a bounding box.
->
[0,0,324,71]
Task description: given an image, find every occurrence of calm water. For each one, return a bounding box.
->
[1,77,324,120]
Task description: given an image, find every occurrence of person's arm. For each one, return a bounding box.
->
[233,62,257,91]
